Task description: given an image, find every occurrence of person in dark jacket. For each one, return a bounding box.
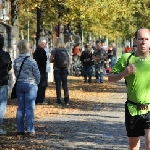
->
[0,34,12,134]
[33,37,48,104]
[80,44,93,83]
[50,37,69,105]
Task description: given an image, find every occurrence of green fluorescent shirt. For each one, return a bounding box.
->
[112,53,150,116]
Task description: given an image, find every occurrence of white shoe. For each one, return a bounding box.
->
[0,129,7,134]
[36,102,48,105]
[40,102,48,105]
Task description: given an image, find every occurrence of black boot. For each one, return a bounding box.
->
[64,95,69,106]
[84,76,87,83]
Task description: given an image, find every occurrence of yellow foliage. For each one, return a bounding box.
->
[17,0,150,42]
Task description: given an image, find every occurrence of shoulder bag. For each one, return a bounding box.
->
[11,56,29,99]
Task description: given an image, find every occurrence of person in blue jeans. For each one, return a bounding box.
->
[80,44,93,83]
[14,40,40,136]
[50,37,69,105]
[54,69,69,104]
[110,43,117,68]
[92,40,107,83]
[0,34,12,134]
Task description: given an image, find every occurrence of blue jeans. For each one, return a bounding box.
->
[54,69,69,103]
[95,64,104,83]
[0,85,8,128]
[16,82,38,133]
[111,56,117,68]
[82,64,93,82]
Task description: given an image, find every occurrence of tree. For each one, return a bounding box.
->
[11,0,150,43]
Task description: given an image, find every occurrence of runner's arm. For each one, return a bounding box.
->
[108,71,126,82]
[108,63,136,82]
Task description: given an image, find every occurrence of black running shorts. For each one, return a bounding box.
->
[125,103,150,137]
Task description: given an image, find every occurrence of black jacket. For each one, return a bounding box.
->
[80,50,93,65]
[0,49,12,86]
[33,46,47,73]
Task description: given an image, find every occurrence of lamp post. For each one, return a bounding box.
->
[11,0,19,56]
[2,0,6,23]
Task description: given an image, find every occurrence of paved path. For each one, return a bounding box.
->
[29,80,144,150]
[5,80,145,150]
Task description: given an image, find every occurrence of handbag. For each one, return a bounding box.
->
[11,56,29,99]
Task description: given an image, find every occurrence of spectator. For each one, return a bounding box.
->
[33,37,48,105]
[50,37,69,105]
[132,45,137,52]
[14,40,40,136]
[0,34,12,134]
[101,40,108,51]
[88,43,94,54]
[72,43,81,69]
[80,44,93,83]
[107,46,113,60]
[108,28,150,150]
[72,43,81,56]
[111,43,117,68]
[92,41,107,83]
[124,45,132,53]
[106,46,113,73]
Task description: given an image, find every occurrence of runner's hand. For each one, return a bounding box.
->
[124,63,136,76]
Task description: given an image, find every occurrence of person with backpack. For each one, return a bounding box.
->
[50,37,69,105]
[108,28,150,150]
[0,34,12,134]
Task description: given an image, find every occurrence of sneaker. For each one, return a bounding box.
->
[65,102,69,106]
[36,102,48,105]
[27,132,35,137]
[41,102,48,105]
[0,129,7,135]
[95,79,100,83]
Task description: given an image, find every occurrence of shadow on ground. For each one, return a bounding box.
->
[1,102,128,149]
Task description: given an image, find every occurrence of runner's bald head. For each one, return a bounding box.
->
[135,28,150,39]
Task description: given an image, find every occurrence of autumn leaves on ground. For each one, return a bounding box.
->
[0,75,126,149]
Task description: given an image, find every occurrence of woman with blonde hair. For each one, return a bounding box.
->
[50,37,69,105]
[110,43,117,68]
[13,40,40,136]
